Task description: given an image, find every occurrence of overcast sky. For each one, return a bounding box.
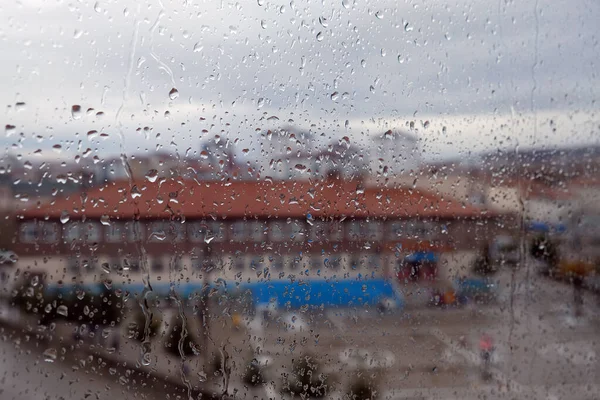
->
[1,0,599,165]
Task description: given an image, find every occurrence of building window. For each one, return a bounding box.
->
[367,254,381,270]
[41,222,59,243]
[250,258,264,271]
[234,257,245,271]
[311,256,323,270]
[249,221,265,242]
[329,221,343,241]
[366,221,382,240]
[151,257,164,272]
[290,256,305,270]
[349,255,362,270]
[171,223,186,243]
[148,221,166,242]
[127,221,144,242]
[123,257,140,272]
[290,221,305,241]
[172,255,183,271]
[105,222,126,243]
[67,257,80,274]
[81,257,97,273]
[389,221,406,238]
[231,221,246,242]
[19,222,38,243]
[269,255,284,271]
[82,222,101,243]
[309,221,327,241]
[347,220,363,240]
[270,221,288,241]
[326,255,341,270]
[188,221,208,243]
[63,222,80,243]
[19,221,58,244]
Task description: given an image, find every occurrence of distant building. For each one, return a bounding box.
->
[11,177,511,305]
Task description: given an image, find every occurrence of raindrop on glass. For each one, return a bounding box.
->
[71,105,82,119]
[169,88,179,100]
[56,305,68,317]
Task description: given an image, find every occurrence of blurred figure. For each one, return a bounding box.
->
[572,274,584,317]
[479,333,494,380]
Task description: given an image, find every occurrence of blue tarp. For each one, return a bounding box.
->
[405,251,438,263]
[528,221,566,233]
[46,278,404,310]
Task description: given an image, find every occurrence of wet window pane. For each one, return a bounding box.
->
[1,1,598,400]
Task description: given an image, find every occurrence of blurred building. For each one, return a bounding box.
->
[12,176,512,305]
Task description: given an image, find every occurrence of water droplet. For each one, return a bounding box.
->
[423,120,430,129]
[131,185,142,199]
[31,275,39,287]
[375,11,384,19]
[442,126,447,134]
[169,88,179,100]
[260,20,268,29]
[15,102,26,112]
[101,263,110,274]
[193,42,203,53]
[5,125,16,135]
[140,352,151,366]
[56,305,68,317]
[73,29,83,39]
[257,98,265,108]
[342,0,350,9]
[330,92,339,101]
[404,22,413,32]
[60,211,70,224]
[316,32,324,41]
[100,215,110,226]
[198,370,208,382]
[43,348,57,362]
[44,303,53,314]
[150,231,167,241]
[145,169,158,182]
[93,1,102,13]
[397,55,405,64]
[294,164,307,173]
[71,105,82,119]
[76,289,85,300]
[257,0,264,5]
[319,16,329,27]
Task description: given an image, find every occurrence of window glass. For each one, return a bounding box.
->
[2,1,597,399]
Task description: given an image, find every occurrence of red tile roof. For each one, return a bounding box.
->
[18,178,498,220]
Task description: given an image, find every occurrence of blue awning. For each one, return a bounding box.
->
[404,251,438,263]
[528,221,566,233]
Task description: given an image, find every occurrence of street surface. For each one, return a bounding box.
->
[0,265,599,399]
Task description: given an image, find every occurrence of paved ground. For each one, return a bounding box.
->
[1,266,599,399]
